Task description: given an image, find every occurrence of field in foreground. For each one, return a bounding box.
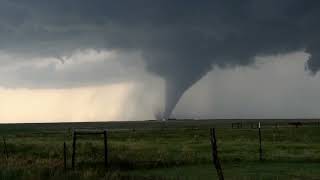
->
[0,120,320,179]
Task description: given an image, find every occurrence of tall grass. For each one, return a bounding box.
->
[0,123,320,179]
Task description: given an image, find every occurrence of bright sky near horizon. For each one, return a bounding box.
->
[1,51,320,123]
[0,84,131,123]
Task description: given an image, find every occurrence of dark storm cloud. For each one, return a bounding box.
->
[0,0,320,118]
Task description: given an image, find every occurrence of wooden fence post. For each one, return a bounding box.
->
[64,141,67,171]
[72,131,77,169]
[3,136,8,159]
[103,130,108,168]
[210,128,224,180]
[258,122,263,161]
[63,131,67,171]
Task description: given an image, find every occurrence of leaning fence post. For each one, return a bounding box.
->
[64,141,67,171]
[3,136,8,159]
[72,131,77,169]
[258,122,263,161]
[210,128,224,180]
[103,130,108,169]
[63,131,67,171]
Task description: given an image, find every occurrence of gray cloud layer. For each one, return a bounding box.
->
[0,0,320,118]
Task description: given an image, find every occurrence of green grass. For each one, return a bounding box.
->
[0,121,320,179]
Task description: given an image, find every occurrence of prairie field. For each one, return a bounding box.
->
[0,120,320,180]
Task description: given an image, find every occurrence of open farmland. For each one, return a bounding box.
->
[0,120,320,180]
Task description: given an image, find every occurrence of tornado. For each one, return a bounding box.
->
[0,1,320,120]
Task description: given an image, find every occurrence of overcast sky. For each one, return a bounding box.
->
[0,1,320,123]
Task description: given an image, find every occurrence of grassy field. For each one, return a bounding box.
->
[0,120,320,179]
